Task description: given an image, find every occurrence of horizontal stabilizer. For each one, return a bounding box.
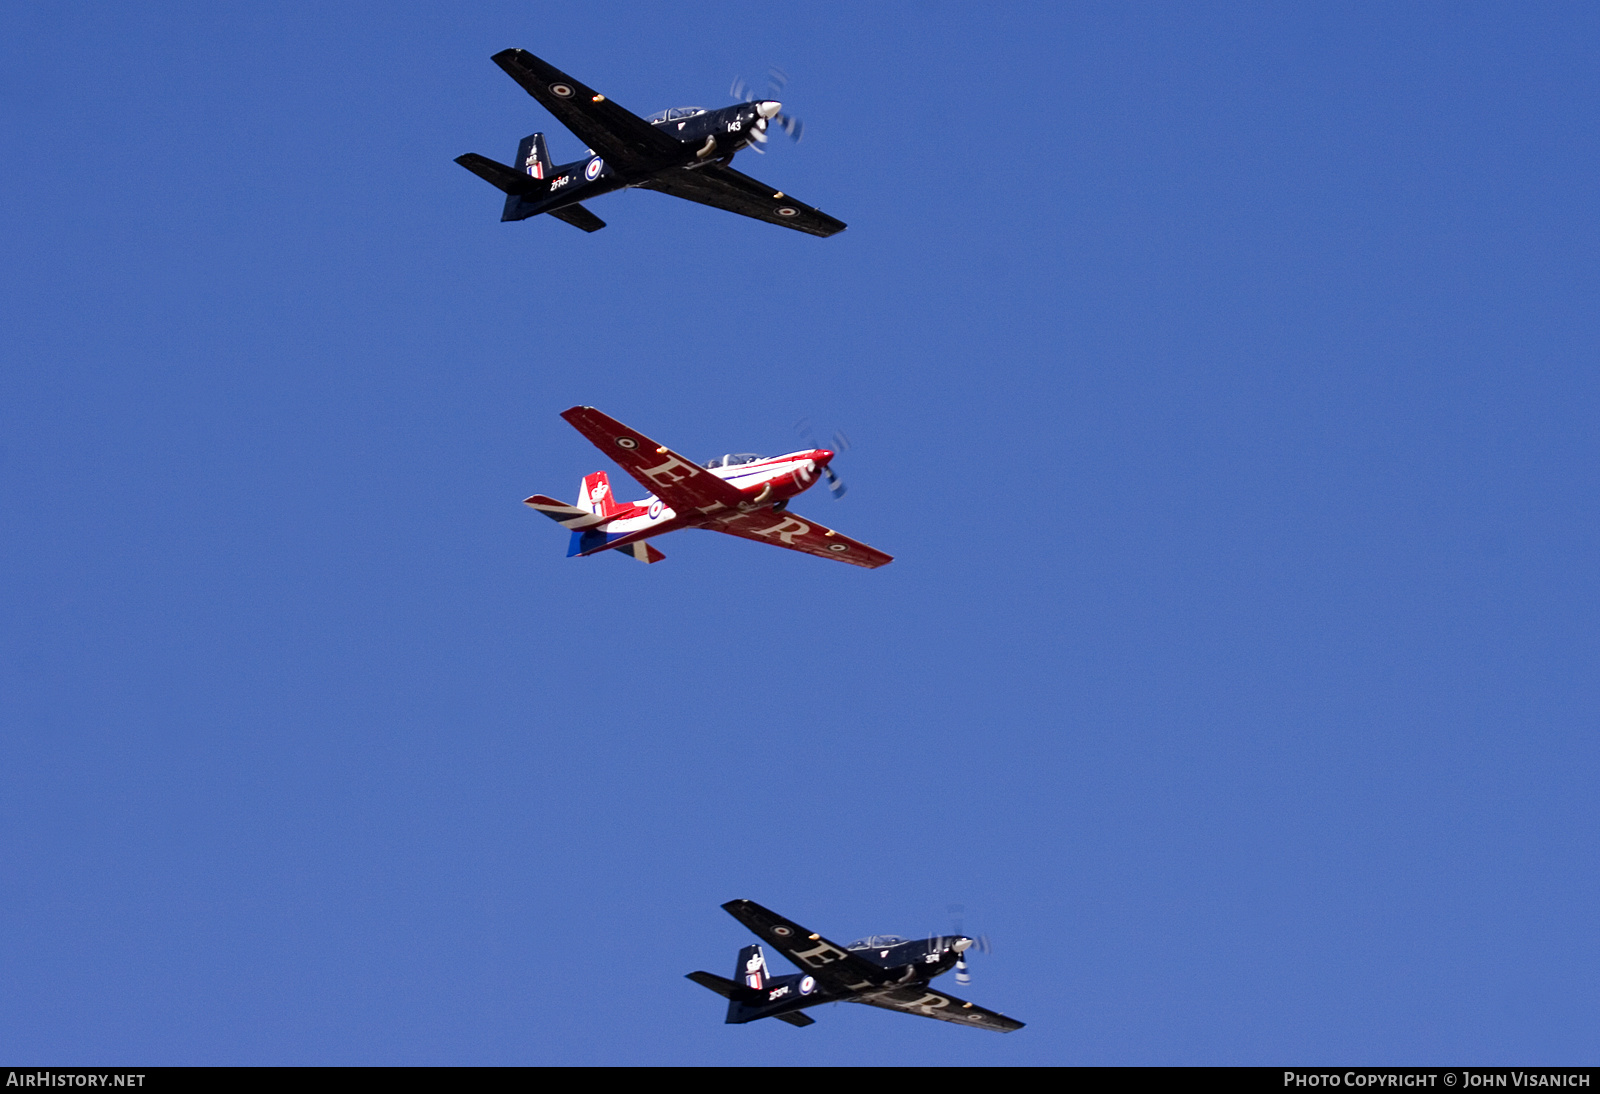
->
[524,494,608,530]
[686,971,817,1028]
[686,971,743,1000]
[564,525,667,562]
[455,153,545,196]
[613,540,665,564]
[548,203,607,232]
[526,495,663,562]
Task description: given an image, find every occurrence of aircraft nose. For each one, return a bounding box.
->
[951,937,974,953]
[814,448,834,465]
[756,100,782,119]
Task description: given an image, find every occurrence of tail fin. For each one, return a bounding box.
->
[686,946,781,1026]
[516,133,552,180]
[684,946,818,1027]
[461,134,553,223]
[579,471,622,518]
[736,945,771,991]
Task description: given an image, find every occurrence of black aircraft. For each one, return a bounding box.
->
[687,899,1025,1032]
[455,50,846,237]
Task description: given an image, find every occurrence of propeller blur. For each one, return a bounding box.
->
[730,69,805,149]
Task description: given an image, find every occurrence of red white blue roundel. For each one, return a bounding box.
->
[799,976,816,995]
[585,157,603,181]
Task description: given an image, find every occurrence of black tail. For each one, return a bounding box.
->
[684,971,815,1027]
[499,133,553,221]
[454,132,554,221]
[454,133,607,228]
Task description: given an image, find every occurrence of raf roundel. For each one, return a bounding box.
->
[771,925,792,938]
[828,543,849,552]
[549,82,574,98]
[776,206,799,218]
[799,976,816,995]
[615,437,638,449]
[585,157,603,181]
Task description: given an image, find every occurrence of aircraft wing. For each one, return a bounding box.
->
[721,900,893,992]
[638,165,847,237]
[561,406,745,517]
[702,509,893,569]
[491,49,681,173]
[847,986,1026,1033]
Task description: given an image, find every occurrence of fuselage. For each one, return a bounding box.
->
[740,935,975,1018]
[572,448,832,557]
[526,100,780,217]
[847,935,971,985]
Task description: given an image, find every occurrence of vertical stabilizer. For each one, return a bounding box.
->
[580,471,622,518]
[501,134,554,220]
[731,944,771,1024]
[736,944,770,990]
[516,133,552,180]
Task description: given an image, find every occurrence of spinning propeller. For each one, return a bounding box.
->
[731,68,805,151]
[795,418,850,498]
[947,904,993,987]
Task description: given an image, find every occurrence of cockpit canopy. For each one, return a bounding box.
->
[704,453,768,469]
[847,935,910,951]
[646,106,707,124]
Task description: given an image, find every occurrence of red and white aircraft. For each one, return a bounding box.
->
[524,406,893,569]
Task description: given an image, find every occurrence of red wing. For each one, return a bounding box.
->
[561,407,745,517]
[704,509,893,569]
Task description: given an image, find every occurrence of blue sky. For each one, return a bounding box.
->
[2,1,1597,1065]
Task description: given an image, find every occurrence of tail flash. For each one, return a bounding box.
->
[580,471,622,518]
[516,133,552,180]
